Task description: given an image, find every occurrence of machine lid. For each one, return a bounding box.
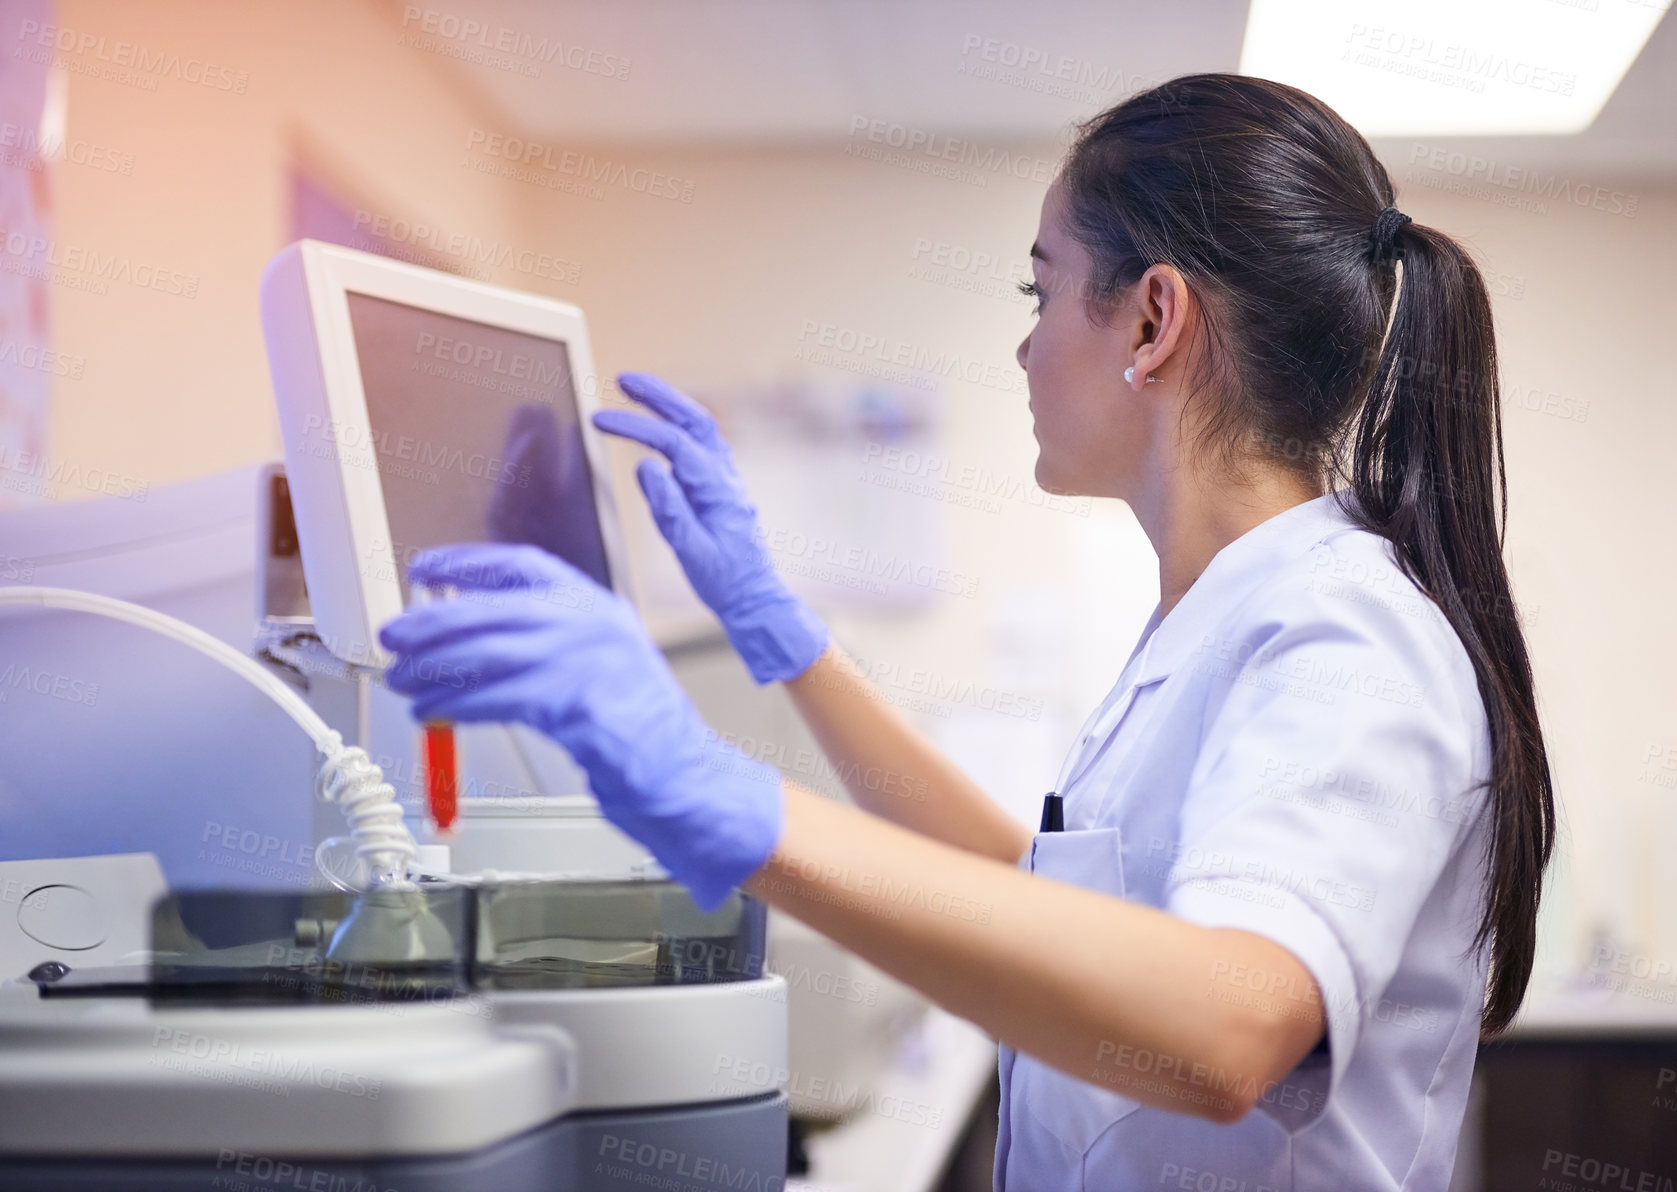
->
[31,877,769,1005]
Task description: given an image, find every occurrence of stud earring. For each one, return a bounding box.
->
[1123,367,1162,384]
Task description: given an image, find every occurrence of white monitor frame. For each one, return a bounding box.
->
[259,239,631,668]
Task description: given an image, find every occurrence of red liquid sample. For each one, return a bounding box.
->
[423,723,458,834]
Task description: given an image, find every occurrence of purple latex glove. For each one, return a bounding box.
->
[593,372,828,684]
[379,542,783,911]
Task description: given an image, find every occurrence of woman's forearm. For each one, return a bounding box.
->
[745,782,1326,1124]
[783,643,1033,863]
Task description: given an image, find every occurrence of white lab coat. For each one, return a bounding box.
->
[996,490,1494,1191]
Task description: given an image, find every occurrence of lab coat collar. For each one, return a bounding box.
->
[1129,490,1362,688]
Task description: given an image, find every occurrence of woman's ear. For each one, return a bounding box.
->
[1127,264,1191,387]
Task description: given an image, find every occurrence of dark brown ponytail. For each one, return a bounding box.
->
[1060,73,1555,1037]
[1353,217,1554,1036]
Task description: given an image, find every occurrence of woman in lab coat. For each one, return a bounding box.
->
[381,73,1555,1189]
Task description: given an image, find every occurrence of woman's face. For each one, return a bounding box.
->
[1017,182,1159,501]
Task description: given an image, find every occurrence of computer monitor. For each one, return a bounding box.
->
[259,240,630,666]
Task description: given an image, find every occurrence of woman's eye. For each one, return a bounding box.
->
[1017,280,1042,315]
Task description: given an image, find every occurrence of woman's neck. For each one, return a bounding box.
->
[1139,470,1326,620]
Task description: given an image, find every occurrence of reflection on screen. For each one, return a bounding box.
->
[345,292,612,599]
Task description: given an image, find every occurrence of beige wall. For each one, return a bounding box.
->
[39,0,1677,982]
[46,0,520,488]
[1402,173,1677,978]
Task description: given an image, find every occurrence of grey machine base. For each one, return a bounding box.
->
[0,1092,788,1191]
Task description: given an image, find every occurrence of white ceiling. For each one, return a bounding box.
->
[377,0,1677,176]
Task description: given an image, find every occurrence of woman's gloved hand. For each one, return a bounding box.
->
[592,372,828,684]
[378,542,783,911]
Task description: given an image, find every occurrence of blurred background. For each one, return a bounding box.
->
[0,1,1672,1187]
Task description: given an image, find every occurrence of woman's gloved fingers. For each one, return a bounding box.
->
[592,409,737,513]
[383,586,639,659]
[395,638,637,728]
[408,687,506,725]
[383,627,562,697]
[616,371,728,452]
[409,677,569,728]
[635,459,707,558]
[405,542,546,591]
[590,407,671,448]
[381,598,620,674]
[592,411,714,488]
[407,542,594,597]
[380,598,547,654]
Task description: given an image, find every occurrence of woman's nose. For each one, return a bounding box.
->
[1016,332,1030,372]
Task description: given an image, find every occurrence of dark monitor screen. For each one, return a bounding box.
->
[344,292,612,600]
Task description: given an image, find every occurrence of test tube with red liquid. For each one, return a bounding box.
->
[410,582,459,834]
[423,721,458,834]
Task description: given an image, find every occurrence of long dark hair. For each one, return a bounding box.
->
[1058,73,1554,1037]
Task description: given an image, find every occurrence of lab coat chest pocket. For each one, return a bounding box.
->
[1016,827,1142,1159]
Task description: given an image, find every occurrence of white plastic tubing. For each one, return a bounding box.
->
[0,586,415,889]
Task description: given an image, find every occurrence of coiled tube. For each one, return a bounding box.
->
[314,738,416,891]
[0,585,417,889]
